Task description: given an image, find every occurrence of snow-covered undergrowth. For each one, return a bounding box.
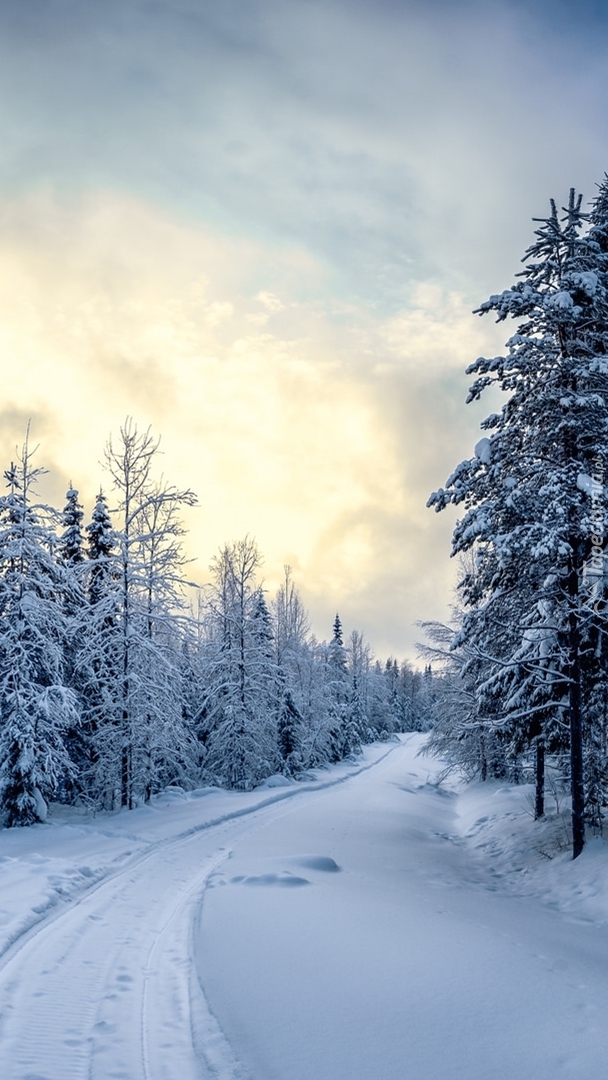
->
[453,770,608,924]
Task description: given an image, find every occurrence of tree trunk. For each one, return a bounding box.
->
[121,733,131,810]
[568,553,585,859]
[534,736,545,819]
[479,731,488,782]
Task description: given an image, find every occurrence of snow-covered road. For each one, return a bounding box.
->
[1,737,608,1079]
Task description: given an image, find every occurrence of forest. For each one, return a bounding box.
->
[0,419,431,826]
[7,173,608,869]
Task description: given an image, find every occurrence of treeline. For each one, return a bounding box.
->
[426,176,608,858]
[0,420,429,826]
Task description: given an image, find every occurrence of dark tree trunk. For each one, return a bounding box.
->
[534,737,545,819]
[479,731,488,782]
[121,733,131,810]
[568,553,585,859]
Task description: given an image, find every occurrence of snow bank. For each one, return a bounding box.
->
[454,771,608,924]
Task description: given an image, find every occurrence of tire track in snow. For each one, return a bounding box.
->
[0,813,269,1078]
[0,740,402,975]
[141,844,250,1080]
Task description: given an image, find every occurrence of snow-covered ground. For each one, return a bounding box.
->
[1,736,608,1079]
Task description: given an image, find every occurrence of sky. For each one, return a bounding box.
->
[1,0,608,660]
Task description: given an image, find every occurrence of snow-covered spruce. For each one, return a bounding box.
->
[0,438,78,825]
[428,181,608,858]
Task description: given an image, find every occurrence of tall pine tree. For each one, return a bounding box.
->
[429,183,608,857]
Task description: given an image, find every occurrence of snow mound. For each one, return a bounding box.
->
[154,785,187,803]
[288,855,341,873]
[454,776,608,923]
[231,872,310,887]
[256,775,295,789]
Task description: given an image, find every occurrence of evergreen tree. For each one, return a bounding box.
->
[328,614,348,686]
[0,439,77,825]
[284,633,334,770]
[86,490,115,606]
[343,683,364,756]
[55,484,89,801]
[326,614,350,761]
[347,629,373,745]
[75,490,122,808]
[429,183,608,857]
[277,685,303,775]
[250,587,277,712]
[420,617,508,781]
[58,485,85,568]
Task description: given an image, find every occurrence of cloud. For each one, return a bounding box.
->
[2,0,607,656]
[1,0,607,305]
[0,187,507,656]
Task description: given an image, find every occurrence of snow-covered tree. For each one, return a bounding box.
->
[58,485,85,569]
[0,439,78,825]
[71,490,122,808]
[419,616,505,781]
[274,566,310,668]
[54,484,90,800]
[324,614,351,760]
[250,587,277,706]
[328,614,348,686]
[277,686,303,775]
[380,659,408,733]
[429,183,608,857]
[103,419,197,807]
[135,478,198,798]
[203,537,278,788]
[86,490,115,606]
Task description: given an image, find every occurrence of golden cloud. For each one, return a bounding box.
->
[0,188,506,656]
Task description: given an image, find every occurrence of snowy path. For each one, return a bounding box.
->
[0,745,399,1079]
[0,815,228,1077]
[1,738,608,1078]
[197,742,608,1080]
